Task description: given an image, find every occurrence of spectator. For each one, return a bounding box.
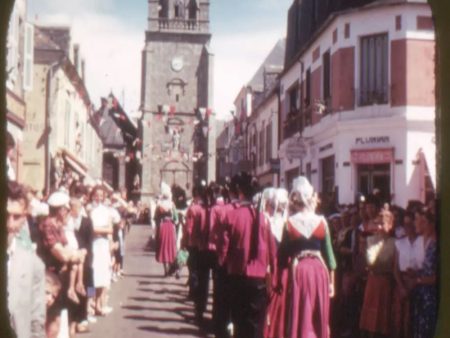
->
[410,209,437,338]
[37,190,86,338]
[7,181,46,338]
[6,130,16,181]
[392,211,423,338]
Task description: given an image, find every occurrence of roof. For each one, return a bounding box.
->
[247,38,286,92]
[93,94,138,148]
[34,26,62,51]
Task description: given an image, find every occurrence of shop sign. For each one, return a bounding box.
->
[355,136,390,145]
[286,137,307,160]
[351,149,393,164]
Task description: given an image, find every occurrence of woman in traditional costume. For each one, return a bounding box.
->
[264,188,289,338]
[277,176,336,338]
[154,182,178,276]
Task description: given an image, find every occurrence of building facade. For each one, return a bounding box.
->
[22,26,103,193]
[92,94,141,201]
[6,0,33,180]
[278,0,435,208]
[140,0,215,201]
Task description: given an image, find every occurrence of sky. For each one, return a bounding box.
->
[28,0,292,120]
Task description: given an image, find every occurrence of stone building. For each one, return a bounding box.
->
[140,0,215,201]
[22,25,103,194]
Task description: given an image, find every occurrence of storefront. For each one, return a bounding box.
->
[351,148,394,204]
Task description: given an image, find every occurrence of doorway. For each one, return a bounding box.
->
[357,163,391,203]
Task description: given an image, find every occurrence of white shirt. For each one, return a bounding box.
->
[395,235,425,271]
[65,217,80,250]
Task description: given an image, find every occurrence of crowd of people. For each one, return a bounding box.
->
[152,172,438,338]
[6,169,137,337]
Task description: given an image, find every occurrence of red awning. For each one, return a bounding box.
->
[351,148,394,164]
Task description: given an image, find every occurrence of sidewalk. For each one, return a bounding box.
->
[83,224,213,338]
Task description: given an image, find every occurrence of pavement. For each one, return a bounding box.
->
[83,224,214,338]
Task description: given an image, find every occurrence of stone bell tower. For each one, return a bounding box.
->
[140,0,215,202]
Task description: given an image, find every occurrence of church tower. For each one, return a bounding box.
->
[140,0,215,201]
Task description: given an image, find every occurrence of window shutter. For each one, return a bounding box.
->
[23,22,34,91]
[7,6,18,86]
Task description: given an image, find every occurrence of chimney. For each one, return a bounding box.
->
[81,59,86,82]
[73,44,80,73]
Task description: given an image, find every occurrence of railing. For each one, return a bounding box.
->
[357,86,389,106]
[150,18,209,32]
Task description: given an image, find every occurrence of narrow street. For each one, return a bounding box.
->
[84,224,213,338]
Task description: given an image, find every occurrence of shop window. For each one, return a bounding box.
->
[357,163,391,203]
[359,33,389,106]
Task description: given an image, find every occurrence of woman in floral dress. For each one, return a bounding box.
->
[410,208,437,338]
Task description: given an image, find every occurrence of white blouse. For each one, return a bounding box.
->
[395,235,425,271]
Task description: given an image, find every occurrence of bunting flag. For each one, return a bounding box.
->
[206,108,213,118]
[169,105,176,115]
[199,107,206,121]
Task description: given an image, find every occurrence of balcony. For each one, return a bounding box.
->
[150,18,209,32]
[283,110,302,140]
[357,86,389,106]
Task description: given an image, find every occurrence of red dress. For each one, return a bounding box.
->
[155,206,176,264]
[278,212,336,338]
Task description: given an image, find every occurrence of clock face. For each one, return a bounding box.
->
[171,57,184,72]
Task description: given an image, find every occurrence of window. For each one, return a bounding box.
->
[174,0,184,18]
[23,22,34,91]
[322,50,331,110]
[188,0,198,20]
[266,122,272,163]
[321,155,335,194]
[360,33,389,105]
[6,5,19,86]
[159,0,169,18]
[305,68,311,107]
[288,85,299,112]
[259,127,265,167]
[305,68,312,126]
[64,100,71,147]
